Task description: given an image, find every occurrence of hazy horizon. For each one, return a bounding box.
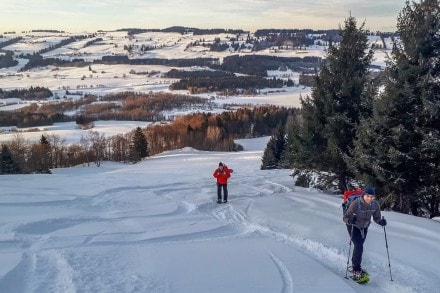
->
[1,0,403,33]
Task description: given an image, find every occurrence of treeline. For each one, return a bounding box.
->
[100,55,218,67]
[255,29,341,44]
[0,51,18,68]
[16,49,319,74]
[122,26,246,36]
[84,92,210,122]
[16,54,219,71]
[0,92,211,127]
[169,75,293,94]
[32,35,93,55]
[1,105,293,174]
[0,86,52,100]
[16,35,95,71]
[31,30,65,33]
[102,55,321,74]
[253,29,327,51]
[216,55,322,77]
[0,37,22,68]
[0,111,68,128]
[254,28,339,37]
[261,1,440,218]
[0,37,23,49]
[19,53,88,71]
[83,37,103,48]
[0,127,149,174]
[13,35,94,61]
[0,95,97,127]
[148,105,293,154]
[191,28,247,35]
[165,69,234,79]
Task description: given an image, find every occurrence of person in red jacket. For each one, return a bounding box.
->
[213,162,232,203]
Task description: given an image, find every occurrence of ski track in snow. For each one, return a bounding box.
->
[3,190,422,292]
[206,179,430,293]
[1,156,438,292]
[267,251,294,293]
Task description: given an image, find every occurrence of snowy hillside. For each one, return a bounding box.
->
[1,137,439,292]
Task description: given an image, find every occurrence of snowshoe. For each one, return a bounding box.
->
[352,270,370,284]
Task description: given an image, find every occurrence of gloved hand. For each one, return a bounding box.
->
[348,216,356,225]
[379,218,387,226]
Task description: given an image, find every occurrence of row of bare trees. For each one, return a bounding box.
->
[0,127,148,174]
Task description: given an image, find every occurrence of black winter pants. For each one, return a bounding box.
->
[347,225,368,272]
[217,183,228,201]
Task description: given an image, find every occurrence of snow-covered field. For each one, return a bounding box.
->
[1,137,439,292]
[0,30,393,114]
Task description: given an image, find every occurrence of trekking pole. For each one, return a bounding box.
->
[344,224,354,279]
[382,216,393,281]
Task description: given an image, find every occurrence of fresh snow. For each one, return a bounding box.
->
[1,136,439,292]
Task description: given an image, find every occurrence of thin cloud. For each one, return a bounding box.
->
[1,0,403,32]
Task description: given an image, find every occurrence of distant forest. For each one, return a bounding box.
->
[119,26,247,36]
[1,105,294,174]
[0,91,211,127]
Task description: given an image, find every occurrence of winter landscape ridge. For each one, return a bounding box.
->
[1,29,392,117]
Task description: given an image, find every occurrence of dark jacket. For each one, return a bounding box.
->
[343,196,382,229]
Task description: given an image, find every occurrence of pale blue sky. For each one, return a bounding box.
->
[1,0,403,33]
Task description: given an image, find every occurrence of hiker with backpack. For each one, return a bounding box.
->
[343,186,387,282]
[213,162,232,204]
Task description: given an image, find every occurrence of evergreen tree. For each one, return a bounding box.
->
[287,16,375,190]
[273,124,287,164]
[0,144,20,174]
[28,135,52,173]
[261,124,287,169]
[40,134,52,173]
[287,95,327,169]
[261,138,277,169]
[352,0,440,217]
[130,127,149,163]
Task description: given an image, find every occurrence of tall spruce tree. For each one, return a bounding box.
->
[130,127,149,163]
[352,0,440,217]
[1,144,20,174]
[287,16,375,191]
[261,124,287,169]
[261,139,278,170]
[40,134,52,173]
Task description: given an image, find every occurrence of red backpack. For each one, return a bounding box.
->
[342,189,364,215]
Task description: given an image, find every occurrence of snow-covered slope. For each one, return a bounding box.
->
[0,137,438,292]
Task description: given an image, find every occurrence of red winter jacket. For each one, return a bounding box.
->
[213,166,231,184]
